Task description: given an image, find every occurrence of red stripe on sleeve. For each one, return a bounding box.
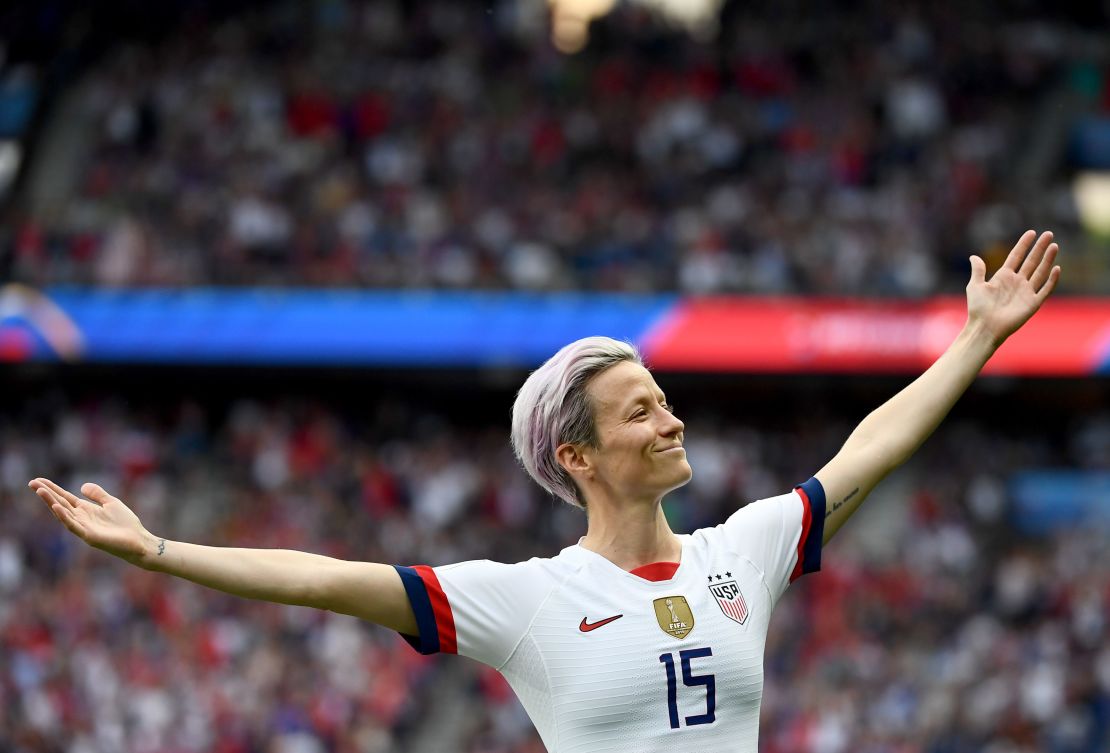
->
[790,486,813,583]
[413,565,458,654]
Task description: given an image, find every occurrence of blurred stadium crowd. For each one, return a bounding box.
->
[2,391,1109,753]
[4,0,1108,294]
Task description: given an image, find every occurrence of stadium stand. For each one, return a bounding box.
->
[2,379,1109,753]
[4,0,1108,294]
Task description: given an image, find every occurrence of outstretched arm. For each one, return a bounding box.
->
[815,230,1061,544]
[27,478,417,635]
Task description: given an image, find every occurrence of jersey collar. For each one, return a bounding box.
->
[562,538,688,584]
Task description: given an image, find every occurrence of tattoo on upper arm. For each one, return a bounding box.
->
[825,487,860,519]
[157,538,166,556]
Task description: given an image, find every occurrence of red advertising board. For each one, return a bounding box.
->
[642,297,1107,376]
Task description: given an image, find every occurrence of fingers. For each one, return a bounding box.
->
[28,477,84,510]
[1030,242,1059,291]
[33,487,84,532]
[28,483,89,537]
[968,255,987,285]
[1002,230,1037,272]
[1017,231,1053,279]
[33,484,66,511]
[1035,265,1062,303]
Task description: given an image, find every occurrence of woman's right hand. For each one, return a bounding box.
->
[28,478,158,566]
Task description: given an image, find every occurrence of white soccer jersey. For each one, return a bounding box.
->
[394,478,825,753]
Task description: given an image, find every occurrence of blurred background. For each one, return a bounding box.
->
[2,1,1110,752]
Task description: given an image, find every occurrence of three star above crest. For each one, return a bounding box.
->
[706,572,733,582]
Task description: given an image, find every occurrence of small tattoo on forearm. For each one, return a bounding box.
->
[825,488,860,518]
[157,538,166,556]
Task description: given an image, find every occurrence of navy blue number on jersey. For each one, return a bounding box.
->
[658,647,716,729]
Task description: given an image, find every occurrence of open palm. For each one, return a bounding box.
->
[28,478,151,564]
[967,230,1061,344]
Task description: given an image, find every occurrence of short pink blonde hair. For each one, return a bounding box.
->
[511,336,642,508]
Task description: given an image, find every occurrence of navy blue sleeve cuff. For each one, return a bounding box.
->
[394,565,441,655]
[795,477,826,575]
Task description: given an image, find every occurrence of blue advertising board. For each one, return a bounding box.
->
[0,285,677,367]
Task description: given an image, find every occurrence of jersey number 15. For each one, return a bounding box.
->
[658,647,715,729]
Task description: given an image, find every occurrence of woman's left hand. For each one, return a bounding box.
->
[966,229,1061,346]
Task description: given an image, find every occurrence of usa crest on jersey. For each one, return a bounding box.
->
[709,575,749,625]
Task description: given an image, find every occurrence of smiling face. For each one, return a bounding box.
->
[560,360,693,506]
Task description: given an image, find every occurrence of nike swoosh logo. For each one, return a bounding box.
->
[579,614,623,632]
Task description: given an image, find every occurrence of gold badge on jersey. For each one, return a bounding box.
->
[653,595,694,639]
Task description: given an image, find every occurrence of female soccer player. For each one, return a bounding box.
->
[29,230,1060,752]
